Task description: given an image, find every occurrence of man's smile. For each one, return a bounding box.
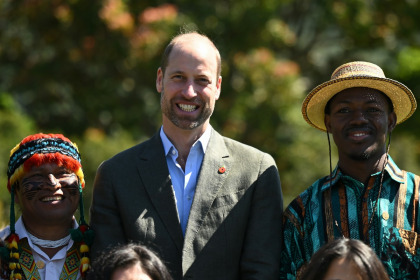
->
[41,195,63,202]
[177,103,197,112]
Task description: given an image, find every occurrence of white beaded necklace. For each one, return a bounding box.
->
[27,231,71,248]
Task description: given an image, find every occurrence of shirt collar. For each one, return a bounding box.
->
[321,155,404,192]
[13,216,79,257]
[160,125,212,156]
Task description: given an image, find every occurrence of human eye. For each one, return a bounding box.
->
[196,77,211,86]
[20,176,43,191]
[21,180,42,191]
[335,107,350,114]
[59,174,79,188]
[367,106,381,113]
[23,174,44,183]
[171,74,185,81]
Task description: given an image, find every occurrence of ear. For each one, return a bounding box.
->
[156,67,163,93]
[324,113,331,133]
[215,76,222,100]
[388,111,397,132]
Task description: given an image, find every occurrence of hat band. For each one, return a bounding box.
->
[7,138,81,178]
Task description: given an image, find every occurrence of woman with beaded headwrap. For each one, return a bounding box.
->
[0,133,94,280]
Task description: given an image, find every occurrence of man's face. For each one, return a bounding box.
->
[156,40,222,133]
[325,87,396,162]
[15,163,80,228]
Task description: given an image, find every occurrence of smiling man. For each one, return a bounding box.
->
[280,61,419,280]
[0,133,93,280]
[90,31,283,280]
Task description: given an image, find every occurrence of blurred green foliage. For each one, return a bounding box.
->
[1,0,420,225]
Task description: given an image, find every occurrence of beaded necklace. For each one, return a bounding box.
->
[27,232,72,249]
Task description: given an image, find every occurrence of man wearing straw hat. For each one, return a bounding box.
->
[0,133,93,280]
[281,61,419,279]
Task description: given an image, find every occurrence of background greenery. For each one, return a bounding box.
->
[1,0,420,226]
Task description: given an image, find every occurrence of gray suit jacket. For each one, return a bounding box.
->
[90,129,283,279]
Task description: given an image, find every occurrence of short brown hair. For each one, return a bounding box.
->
[160,31,221,80]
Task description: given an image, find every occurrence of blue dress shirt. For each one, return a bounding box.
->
[160,126,211,235]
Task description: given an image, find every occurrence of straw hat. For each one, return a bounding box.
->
[302,61,417,131]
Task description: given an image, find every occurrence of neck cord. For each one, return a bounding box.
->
[327,130,333,179]
[366,132,392,232]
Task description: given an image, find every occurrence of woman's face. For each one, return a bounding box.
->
[323,258,365,280]
[111,263,152,280]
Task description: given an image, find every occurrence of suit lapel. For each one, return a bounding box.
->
[183,130,231,260]
[136,133,184,251]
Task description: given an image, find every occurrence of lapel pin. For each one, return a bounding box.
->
[218,166,226,174]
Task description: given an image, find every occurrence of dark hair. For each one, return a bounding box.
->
[300,238,389,280]
[324,87,394,115]
[87,243,173,280]
[160,31,222,79]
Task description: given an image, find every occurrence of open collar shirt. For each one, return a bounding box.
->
[281,156,420,280]
[160,125,211,236]
[0,217,80,280]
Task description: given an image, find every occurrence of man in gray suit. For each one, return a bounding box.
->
[89,31,283,280]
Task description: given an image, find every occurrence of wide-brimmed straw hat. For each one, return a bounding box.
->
[302,61,417,131]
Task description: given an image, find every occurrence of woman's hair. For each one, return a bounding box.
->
[300,238,389,280]
[87,243,173,280]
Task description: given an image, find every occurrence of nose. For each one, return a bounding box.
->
[350,110,368,125]
[182,82,197,98]
[46,174,61,188]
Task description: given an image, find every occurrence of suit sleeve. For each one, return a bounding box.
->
[89,160,126,257]
[240,153,283,280]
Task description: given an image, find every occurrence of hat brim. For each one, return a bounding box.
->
[302,76,417,132]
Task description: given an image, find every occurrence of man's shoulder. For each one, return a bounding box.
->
[286,176,330,211]
[283,177,330,232]
[218,133,268,156]
[402,169,420,187]
[404,169,420,178]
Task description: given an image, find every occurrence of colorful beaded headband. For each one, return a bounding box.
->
[7,134,85,192]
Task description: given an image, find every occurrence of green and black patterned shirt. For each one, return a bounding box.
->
[281,156,420,279]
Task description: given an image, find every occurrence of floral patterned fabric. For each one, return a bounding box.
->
[281,156,420,279]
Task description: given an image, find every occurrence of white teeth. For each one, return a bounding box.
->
[42,196,62,202]
[178,104,196,112]
[354,133,366,137]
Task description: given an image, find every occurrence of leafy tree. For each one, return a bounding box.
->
[1,0,420,224]
[0,93,36,226]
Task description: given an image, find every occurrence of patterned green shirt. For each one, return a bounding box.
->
[281,156,420,279]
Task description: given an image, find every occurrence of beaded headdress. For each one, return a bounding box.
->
[0,133,93,279]
[302,61,417,131]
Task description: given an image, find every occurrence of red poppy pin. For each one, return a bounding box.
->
[218,166,226,174]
